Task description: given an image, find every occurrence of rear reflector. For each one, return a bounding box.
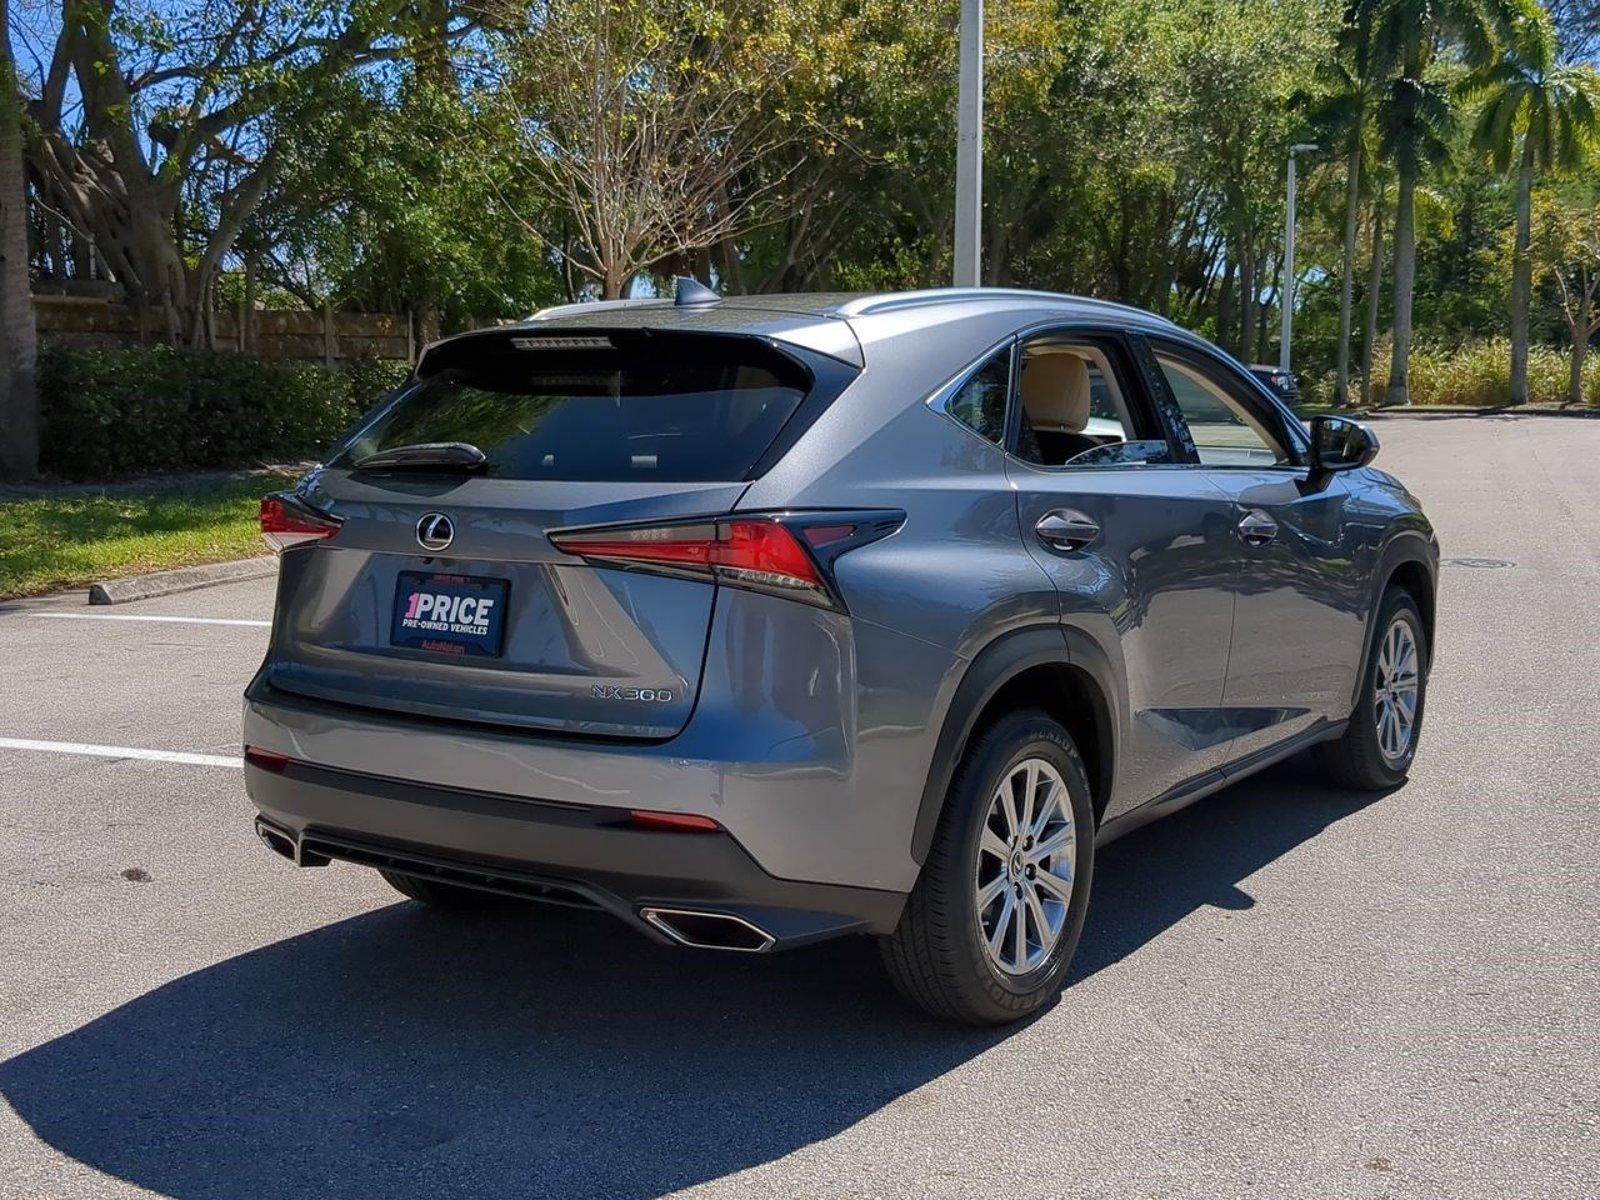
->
[260,493,341,554]
[627,809,722,833]
[244,746,291,773]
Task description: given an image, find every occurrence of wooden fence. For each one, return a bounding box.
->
[32,294,417,362]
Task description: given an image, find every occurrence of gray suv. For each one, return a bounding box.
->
[245,287,1437,1025]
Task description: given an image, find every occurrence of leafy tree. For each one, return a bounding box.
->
[248,73,562,329]
[18,0,464,345]
[1528,181,1600,403]
[483,0,826,299]
[1463,9,1600,403]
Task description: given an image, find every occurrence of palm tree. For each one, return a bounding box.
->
[1361,0,1523,406]
[1361,169,1394,406]
[1304,11,1381,407]
[1464,13,1600,405]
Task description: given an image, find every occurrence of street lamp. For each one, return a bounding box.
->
[953,0,983,288]
[1279,142,1319,375]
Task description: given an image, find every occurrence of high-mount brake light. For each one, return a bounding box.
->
[260,492,341,554]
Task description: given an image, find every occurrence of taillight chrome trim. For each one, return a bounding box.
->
[547,510,905,613]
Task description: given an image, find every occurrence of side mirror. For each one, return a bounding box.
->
[1308,415,1379,472]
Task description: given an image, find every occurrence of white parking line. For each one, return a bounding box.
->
[0,737,242,768]
[29,613,270,628]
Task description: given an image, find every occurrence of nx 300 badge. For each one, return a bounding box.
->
[593,686,674,702]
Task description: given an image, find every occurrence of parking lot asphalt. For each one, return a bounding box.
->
[1,412,1596,1200]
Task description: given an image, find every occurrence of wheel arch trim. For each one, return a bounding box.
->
[910,623,1126,866]
[1353,530,1438,708]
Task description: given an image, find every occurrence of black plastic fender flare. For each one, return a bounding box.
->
[909,623,1126,866]
[1351,529,1439,708]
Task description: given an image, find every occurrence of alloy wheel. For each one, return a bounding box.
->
[1373,616,1420,766]
[974,757,1077,976]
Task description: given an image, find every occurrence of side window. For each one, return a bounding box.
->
[1013,337,1169,468]
[940,349,1011,445]
[1154,353,1292,467]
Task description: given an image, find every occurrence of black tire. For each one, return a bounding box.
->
[880,709,1095,1026]
[1316,588,1429,790]
[379,869,499,909]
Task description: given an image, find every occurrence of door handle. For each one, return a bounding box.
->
[1236,509,1278,547]
[1035,510,1100,552]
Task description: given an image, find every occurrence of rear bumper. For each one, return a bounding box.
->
[246,756,906,949]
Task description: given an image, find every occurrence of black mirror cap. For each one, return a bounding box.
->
[1309,415,1379,472]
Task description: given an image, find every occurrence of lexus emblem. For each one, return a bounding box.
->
[416,512,455,552]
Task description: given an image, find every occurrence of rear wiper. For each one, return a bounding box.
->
[350,442,488,472]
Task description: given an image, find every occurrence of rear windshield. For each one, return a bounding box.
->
[334,332,815,482]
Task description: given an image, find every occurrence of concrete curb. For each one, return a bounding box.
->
[88,556,278,605]
[1359,405,1600,419]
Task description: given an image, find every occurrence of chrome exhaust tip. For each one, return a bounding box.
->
[254,817,329,867]
[255,818,297,861]
[639,907,776,953]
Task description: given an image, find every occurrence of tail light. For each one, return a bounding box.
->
[548,511,903,611]
[260,492,341,554]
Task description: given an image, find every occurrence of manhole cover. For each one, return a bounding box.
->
[1444,557,1515,570]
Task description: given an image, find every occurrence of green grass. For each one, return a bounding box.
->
[0,472,296,600]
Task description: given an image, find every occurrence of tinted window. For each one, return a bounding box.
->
[1155,354,1291,467]
[942,350,1010,444]
[335,333,813,482]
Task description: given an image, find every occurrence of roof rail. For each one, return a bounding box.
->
[831,288,1177,325]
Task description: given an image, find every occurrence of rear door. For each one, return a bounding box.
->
[1145,338,1366,757]
[1001,327,1242,816]
[261,329,849,739]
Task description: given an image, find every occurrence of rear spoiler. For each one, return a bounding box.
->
[418,316,864,374]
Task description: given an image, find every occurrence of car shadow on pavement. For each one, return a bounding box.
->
[1072,756,1386,983]
[0,758,1383,1200]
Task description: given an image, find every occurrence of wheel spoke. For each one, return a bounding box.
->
[1033,866,1072,903]
[993,782,1018,839]
[976,873,1009,909]
[1024,886,1051,946]
[987,891,1016,962]
[981,827,1009,863]
[1011,886,1028,967]
[1028,825,1074,865]
[1017,762,1037,839]
[1029,779,1059,839]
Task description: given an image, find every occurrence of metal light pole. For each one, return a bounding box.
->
[953,0,983,287]
[1278,143,1319,374]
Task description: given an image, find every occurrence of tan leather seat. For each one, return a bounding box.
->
[1020,352,1091,433]
[1019,351,1101,465]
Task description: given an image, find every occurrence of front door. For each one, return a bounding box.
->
[1002,328,1243,819]
[1146,339,1367,760]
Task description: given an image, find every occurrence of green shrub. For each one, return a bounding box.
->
[1354,338,1600,408]
[38,345,411,480]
